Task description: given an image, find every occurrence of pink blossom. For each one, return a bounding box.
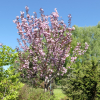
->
[57,73,60,75]
[13,6,89,85]
[33,67,36,70]
[68,15,72,18]
[24,60,29,65]
[71,56,77,62]
[23,64,26,68]
[52,9,59,18]
[27,14,30,18]
[13,19,17,24]
[25,6,29,11]
[0,43,2,46]
[68,66,70,69]
[20,11,24,15]
[21,18,27,22]
[72,27,75,30]
[61,74,63,76]
[16,16,19,19]
[30,49,33,54]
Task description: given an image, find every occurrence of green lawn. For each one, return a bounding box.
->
[53,89,68,100]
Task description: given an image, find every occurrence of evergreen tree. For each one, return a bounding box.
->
[60,25,100,99]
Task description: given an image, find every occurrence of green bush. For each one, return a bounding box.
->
[61,56,100,100]
[0,44,24,100]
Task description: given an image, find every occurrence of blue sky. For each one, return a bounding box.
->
[0,0,100,71]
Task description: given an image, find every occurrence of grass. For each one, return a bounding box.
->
[53,89,69,100]
[15,83,72,100]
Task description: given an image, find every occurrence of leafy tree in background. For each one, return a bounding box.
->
[96,21,100,28]
[0,44,19,80]
[65,24,100,64]
[60,25,100,99]
[0,44,24,100]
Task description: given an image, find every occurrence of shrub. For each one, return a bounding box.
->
[61,56,100,100]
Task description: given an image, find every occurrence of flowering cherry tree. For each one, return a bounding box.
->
[13,6,89,94]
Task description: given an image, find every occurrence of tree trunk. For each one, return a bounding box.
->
[44,75,55,95]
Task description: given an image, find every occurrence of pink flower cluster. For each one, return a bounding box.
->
[13,6,89,81]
